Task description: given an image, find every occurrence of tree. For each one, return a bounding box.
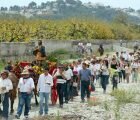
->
[57,0,65,6]
[10,5,21,11]
[137,9,140,14]
[65,0,77,5]
[76,0,82,6]
[40,2,47,9]
[0,7,8,11]
[28,1,37,9]
[114,11,129,25]
[127,7,135,12]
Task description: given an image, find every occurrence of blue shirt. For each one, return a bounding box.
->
[79,69,92,81]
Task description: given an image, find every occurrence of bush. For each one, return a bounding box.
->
[47,49,70,62]
[0,61,5,71]
[110,89,136,104]
[0,19,139,42]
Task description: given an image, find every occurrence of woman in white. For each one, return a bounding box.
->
[0,70,13,120]
[131,60,139,83]
[100,60,109,93]
[53,65,66,108]
[125,63,131,83]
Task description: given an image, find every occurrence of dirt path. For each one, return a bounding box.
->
[8,76,140,120]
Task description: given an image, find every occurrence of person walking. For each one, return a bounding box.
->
[98,44,104,56]
[15,69,35,119]
[64,64,73,103]
[100,60,109,94]
[131,60,139,83]
[53,65,66,108]
[112,71,119,90]
[125,63,131,83]
[0,70,13,120]
[38,67,53,116]
[79,63,92,102]
[4,61,13,72]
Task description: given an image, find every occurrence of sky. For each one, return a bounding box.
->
[0,0,139,10]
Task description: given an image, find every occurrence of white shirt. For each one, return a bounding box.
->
[77,64,82,74]
[38,73,53,93]
[95,63,101,75]
[122,53,128,60]
[64,68,73,80]
[89,64,96,76]
[129,55,134,61]
[86,43,91,47]
[101,65,109,75]
[0,78,13,94]
[53,70,66,84]
[131,62,139,69]
[18,77,35,92]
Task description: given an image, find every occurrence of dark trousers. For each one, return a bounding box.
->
[101,75,108,92]
[57,83,64,105]
[113,82,118,90]
[81,81,90,100]
[0,93,9,119]
[64,80,71,102]
[118,71,122,82]
[121,70,126,80]
[17,92,31,116]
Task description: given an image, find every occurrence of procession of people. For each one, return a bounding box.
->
[0,41,140,120]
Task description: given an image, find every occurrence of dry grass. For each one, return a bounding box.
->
[110,89,136,104]
[87,97,101,106]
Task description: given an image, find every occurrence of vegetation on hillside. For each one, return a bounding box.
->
[0,18,140,42]
[1,0,140,24]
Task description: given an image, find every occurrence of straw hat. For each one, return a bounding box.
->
[21,69,30,75]
[85,60,90,65]
[1,70,9,76]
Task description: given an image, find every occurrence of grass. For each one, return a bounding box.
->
[87,97,101,106]
[103,89,139,120]
[47,48,82,63]
[110,89,136,104]
[0,61,5,71]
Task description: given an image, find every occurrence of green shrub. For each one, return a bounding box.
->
[47,49,69,62]
[49,49,69,55]
[0,61,5,71]
[110,89,136,104]
[103,101,110,111]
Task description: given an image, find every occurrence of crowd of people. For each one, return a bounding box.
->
[0,47,140,120]
[76,42,93,56]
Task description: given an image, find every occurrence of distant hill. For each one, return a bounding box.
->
[0,0,140,24]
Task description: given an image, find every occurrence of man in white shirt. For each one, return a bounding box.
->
[77,59,82,74]
[0,70,13,120]
[122,51,128,61]
[15,69,35,119]
[37,67,53,116]
[95,61,101,83]
[64,65,73,103]
[86,42,92,54]
[89,61,96,82]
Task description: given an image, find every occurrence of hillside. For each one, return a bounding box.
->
[0,0,140,24]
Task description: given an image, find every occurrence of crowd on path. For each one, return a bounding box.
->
[0,44,140,120]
